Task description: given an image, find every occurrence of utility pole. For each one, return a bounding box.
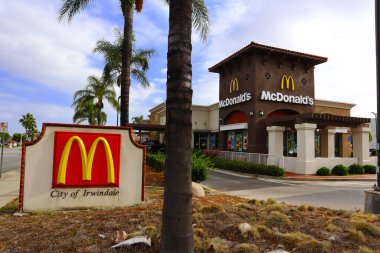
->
[375,0,380,191]
[0,130,4,178]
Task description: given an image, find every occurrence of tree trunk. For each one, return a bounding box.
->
[97,107,101,126]
[160,0,193,252]
[120,1,134,126]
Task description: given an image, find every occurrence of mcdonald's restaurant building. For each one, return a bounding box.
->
[149,42,375,174]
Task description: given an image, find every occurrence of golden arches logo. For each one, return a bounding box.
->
[57,136,115,185]
[281,75,295,91]
[230,78,239,94]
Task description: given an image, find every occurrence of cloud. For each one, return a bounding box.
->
[0,0,377,135]
[0,0,116,95]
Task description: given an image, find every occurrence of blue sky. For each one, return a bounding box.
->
[0,0,377,134]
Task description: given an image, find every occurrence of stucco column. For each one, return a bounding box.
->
[295,123,317,174]
[352,124,371,164]
[320,127,336,158]
[266,126,285,166]
[267,126,285,156]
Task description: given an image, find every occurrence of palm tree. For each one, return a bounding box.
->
[19,113,37,142]
[72,75,118,125]
[160,0,194,252]
[93,29,155,89]
[73,99,107,125]
[59,0,209,126]
[131,115,144,123]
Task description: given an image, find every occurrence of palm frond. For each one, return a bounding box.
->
[58,0,93,21]
[192,0,210,42]
[131,69,150,88]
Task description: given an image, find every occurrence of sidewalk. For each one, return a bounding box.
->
[284,172,377,181]
[0,169,20,208]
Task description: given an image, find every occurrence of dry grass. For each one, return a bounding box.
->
[1,171,380,252]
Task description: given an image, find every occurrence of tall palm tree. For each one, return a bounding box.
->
[93,29,155,89]
[73,98,107,125]
[72,75,118,125]
[59,0,209,126]
[19,113,37,142]
[160,0,194,252]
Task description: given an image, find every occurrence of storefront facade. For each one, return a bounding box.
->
[209,42,328,154]
[148,42,373,174]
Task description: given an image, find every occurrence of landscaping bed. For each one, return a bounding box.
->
[1,186,379,252]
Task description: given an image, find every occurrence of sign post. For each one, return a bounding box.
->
[0,122,8,178]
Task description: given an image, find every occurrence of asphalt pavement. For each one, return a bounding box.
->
[203,169,375,211]
[0,148,22,174]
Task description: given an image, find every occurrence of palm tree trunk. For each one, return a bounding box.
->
[160,0,194,252]
[120,1,134,126]
[97,107,101,126]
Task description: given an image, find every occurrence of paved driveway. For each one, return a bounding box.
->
[203,170,375,211]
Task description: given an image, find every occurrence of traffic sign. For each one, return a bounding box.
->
[0,122,8,132]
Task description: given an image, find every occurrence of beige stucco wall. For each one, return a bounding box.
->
[193,107,209,131]
[314,99,354,116]
[22,125,144,212]
[208,104,219,132]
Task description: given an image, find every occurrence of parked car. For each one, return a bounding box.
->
[142,140,164,153]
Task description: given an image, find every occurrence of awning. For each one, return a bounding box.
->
[220,123,248,131]
[266,113,370,128]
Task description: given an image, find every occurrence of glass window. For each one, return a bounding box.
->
[283,129,297,157]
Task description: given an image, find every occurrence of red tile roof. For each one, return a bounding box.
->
[209,41,328,73]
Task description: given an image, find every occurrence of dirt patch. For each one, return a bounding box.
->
[1,171,379,252]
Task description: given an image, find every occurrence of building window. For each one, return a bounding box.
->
[335,133,342,157]
[283,129,297,157]
[194,132,209,150]
[227,130,248,152]
[315,130,321,157]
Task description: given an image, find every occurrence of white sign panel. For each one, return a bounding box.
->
[20,124,145,212]
[0,122,8,132]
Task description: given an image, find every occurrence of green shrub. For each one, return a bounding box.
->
[212,157,285,177]
[147,151,214,182]
[348,164,364,175]
[316,167,331,176]
[331,164,348,176]
[192,151,214,182]
[363,164,376,174]
[146,153,165,172]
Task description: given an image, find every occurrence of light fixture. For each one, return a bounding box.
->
[259,110,264,116]
[249,111,254,116]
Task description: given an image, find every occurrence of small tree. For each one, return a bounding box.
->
[12,133,22,143]
[1,132,11,143]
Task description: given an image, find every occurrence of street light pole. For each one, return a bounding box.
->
[116,96,121,127]
[375,0,380,191]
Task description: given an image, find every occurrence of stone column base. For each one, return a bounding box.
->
[364,190,380,214]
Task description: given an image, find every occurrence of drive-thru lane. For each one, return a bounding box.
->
[203,170,374,211]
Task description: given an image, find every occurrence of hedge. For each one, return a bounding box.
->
[363,164,376,174]
[331,164,348,176]
[348,164,365,175]
[316,167,331,176]
[212,157,285,177]
[146,153,165,172]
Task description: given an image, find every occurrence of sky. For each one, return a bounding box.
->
[0,0,377,135]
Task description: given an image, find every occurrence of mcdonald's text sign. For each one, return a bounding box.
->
[52,132,121,188]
